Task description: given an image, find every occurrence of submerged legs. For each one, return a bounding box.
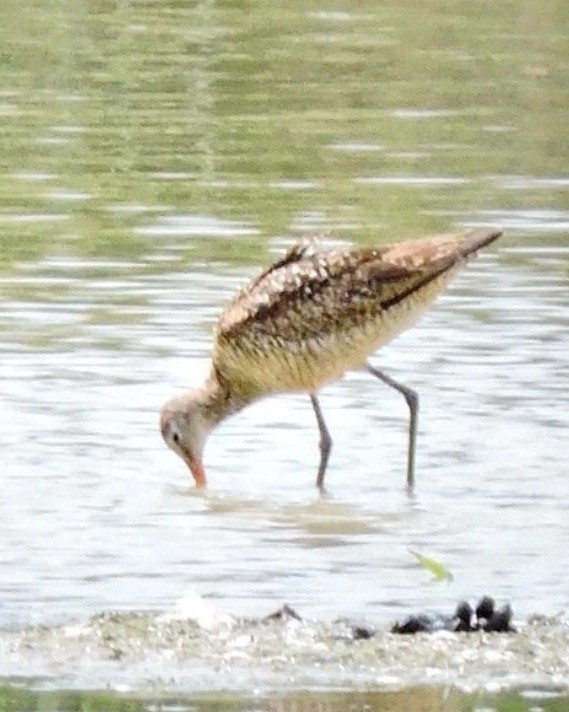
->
[309,365,418,490]
[310,394,332,490]
[365,362,419,489]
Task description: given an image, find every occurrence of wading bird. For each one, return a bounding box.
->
[160,229,501,490]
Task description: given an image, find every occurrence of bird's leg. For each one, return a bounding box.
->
[365,362,418,490]
[310,394,332,491]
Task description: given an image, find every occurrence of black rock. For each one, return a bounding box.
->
[464,596,516,632]
[263,604,302,623]
[391,601,474,634]
[453,601,475,632]
[391,613,436,634]
[475,595,496,628]
[351,624,375,640]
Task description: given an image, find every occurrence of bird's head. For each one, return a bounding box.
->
[159,391,215,488]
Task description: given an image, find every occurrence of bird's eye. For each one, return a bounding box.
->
[172,432,180,445]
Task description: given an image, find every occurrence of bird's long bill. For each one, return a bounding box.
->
[184,455,207,489]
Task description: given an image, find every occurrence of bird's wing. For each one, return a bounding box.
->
[216,232,473,347]
[235,237,328,295]
[211,230,500,392]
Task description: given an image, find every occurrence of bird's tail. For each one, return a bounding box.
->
[458,229,502,258]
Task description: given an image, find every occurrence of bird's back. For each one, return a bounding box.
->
[213,230,500,397]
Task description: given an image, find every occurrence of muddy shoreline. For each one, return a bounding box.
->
[1,602,568,696]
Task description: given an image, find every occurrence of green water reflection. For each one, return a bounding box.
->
[1,0,568,268]
[1,684,568,712]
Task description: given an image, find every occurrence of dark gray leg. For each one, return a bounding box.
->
[310,394,332,490]
[365,362,419,489]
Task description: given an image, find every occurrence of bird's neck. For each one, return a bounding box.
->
[199,367,256,427]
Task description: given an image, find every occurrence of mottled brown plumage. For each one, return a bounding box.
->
[160,229,501,490]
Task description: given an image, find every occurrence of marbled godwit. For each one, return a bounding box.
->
[160,229,501,490]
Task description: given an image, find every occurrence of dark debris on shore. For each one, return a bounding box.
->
[1,595,567,694]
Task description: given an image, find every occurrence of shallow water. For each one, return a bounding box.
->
[3,223,568,630]
[1,0,569,704]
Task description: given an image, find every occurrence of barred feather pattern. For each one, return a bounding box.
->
[212,230,500,398]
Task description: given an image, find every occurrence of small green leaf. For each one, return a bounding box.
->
[410,549,454,582]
